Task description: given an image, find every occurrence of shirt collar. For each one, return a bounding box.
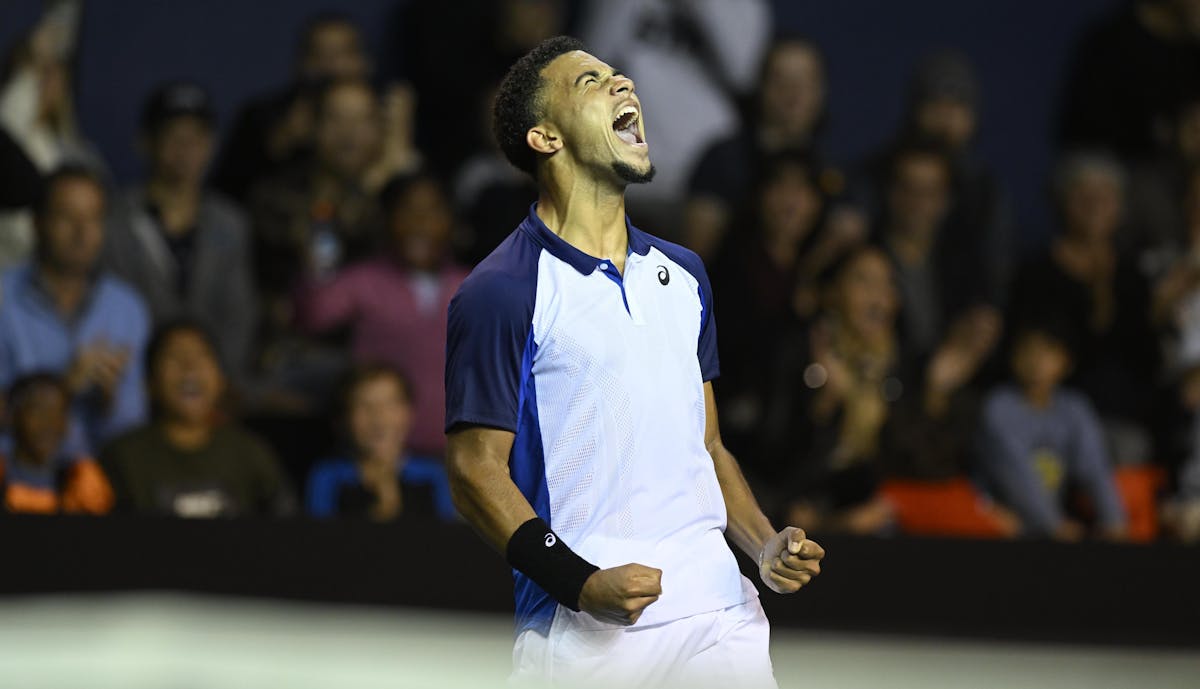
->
[519,203,653,275]
[24,264,104,321]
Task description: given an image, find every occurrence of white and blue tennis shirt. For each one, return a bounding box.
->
[445,205,753,635]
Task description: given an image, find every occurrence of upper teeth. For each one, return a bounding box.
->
[614,106,638,126]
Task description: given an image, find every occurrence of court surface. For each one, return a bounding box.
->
[0,594,1194,688]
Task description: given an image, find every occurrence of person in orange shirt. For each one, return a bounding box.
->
[0,372,113,514]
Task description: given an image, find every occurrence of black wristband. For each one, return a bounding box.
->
[505,517,599,612]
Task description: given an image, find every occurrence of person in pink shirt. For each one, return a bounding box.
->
[296,170,468,456]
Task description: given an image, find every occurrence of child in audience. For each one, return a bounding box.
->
[1,372,112,514]
[306,364,455,522]
[101,321,294,517]
[976,322,1128,540]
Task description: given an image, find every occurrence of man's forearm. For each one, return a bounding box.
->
[446,429,537,553]
[446,427,602,614]
[709,437,776,561]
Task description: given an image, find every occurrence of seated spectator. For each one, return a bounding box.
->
[104,82,257,375]
[760,244,998,535]
[0,166,149,452]
[306,365,455,522]
[875,141,1002,362]
[687,36,829,259]
[251,77,392,293]
[711,150,853,451]
[882,303,1000,482]
[0,372,112,514]
[1009,152,1158,465]
[977,322,1129,540]
[251,77,420,406]
[211,12,371,203]
[758,246,901,535]
[296,171,469,455]
[101,321,294,518]
[853,52,1012,310]
[0,0,107,268]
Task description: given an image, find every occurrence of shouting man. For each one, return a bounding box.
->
[444,36,824,688]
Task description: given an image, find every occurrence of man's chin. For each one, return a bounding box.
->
[613,160,656,185]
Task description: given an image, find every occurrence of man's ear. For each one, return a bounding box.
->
[526,125,563,156]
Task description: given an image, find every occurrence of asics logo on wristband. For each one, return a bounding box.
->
[544,533,557,547]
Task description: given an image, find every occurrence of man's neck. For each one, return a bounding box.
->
[1023,385,1055,410]
[887,224,936,265]
[758,122,809,153]
[536,166,630,269]
[146,178,201,236]
[36,263,91,317]
[161,417,213,451]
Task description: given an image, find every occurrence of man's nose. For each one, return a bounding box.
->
[610,74,634,96]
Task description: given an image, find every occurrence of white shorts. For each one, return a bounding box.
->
[509,596,777,689]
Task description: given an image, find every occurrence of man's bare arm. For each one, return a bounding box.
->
[446,425,663,624]
[445,426,535,551]
[703,381,825,593]
[703,381,777,559]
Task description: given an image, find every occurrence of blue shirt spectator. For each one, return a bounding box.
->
[306,454,456,522]
[976,325,1127,539]
[0,167,150,452]
[306,364,455,522]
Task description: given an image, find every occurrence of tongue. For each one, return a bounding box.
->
[615,125,639,145]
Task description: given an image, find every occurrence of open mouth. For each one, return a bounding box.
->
[175,378,209,402]
[612,105,644,146]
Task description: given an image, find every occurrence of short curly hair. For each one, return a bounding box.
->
[493,35,586,178]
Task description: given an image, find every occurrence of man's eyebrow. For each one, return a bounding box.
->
[574,70,600,86]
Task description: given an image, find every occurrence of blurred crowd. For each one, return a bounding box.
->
[2,0,1200,543]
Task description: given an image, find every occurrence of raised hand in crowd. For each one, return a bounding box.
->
[65,340,131,404]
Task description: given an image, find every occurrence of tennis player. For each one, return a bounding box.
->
[445,36,824,688]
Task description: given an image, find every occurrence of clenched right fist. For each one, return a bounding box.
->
[578,563,662,625]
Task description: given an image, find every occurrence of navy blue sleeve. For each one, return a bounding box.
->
[696,265,719,382]
[444,249,538,433]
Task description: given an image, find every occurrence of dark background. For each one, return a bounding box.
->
[0,0,1119,249]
